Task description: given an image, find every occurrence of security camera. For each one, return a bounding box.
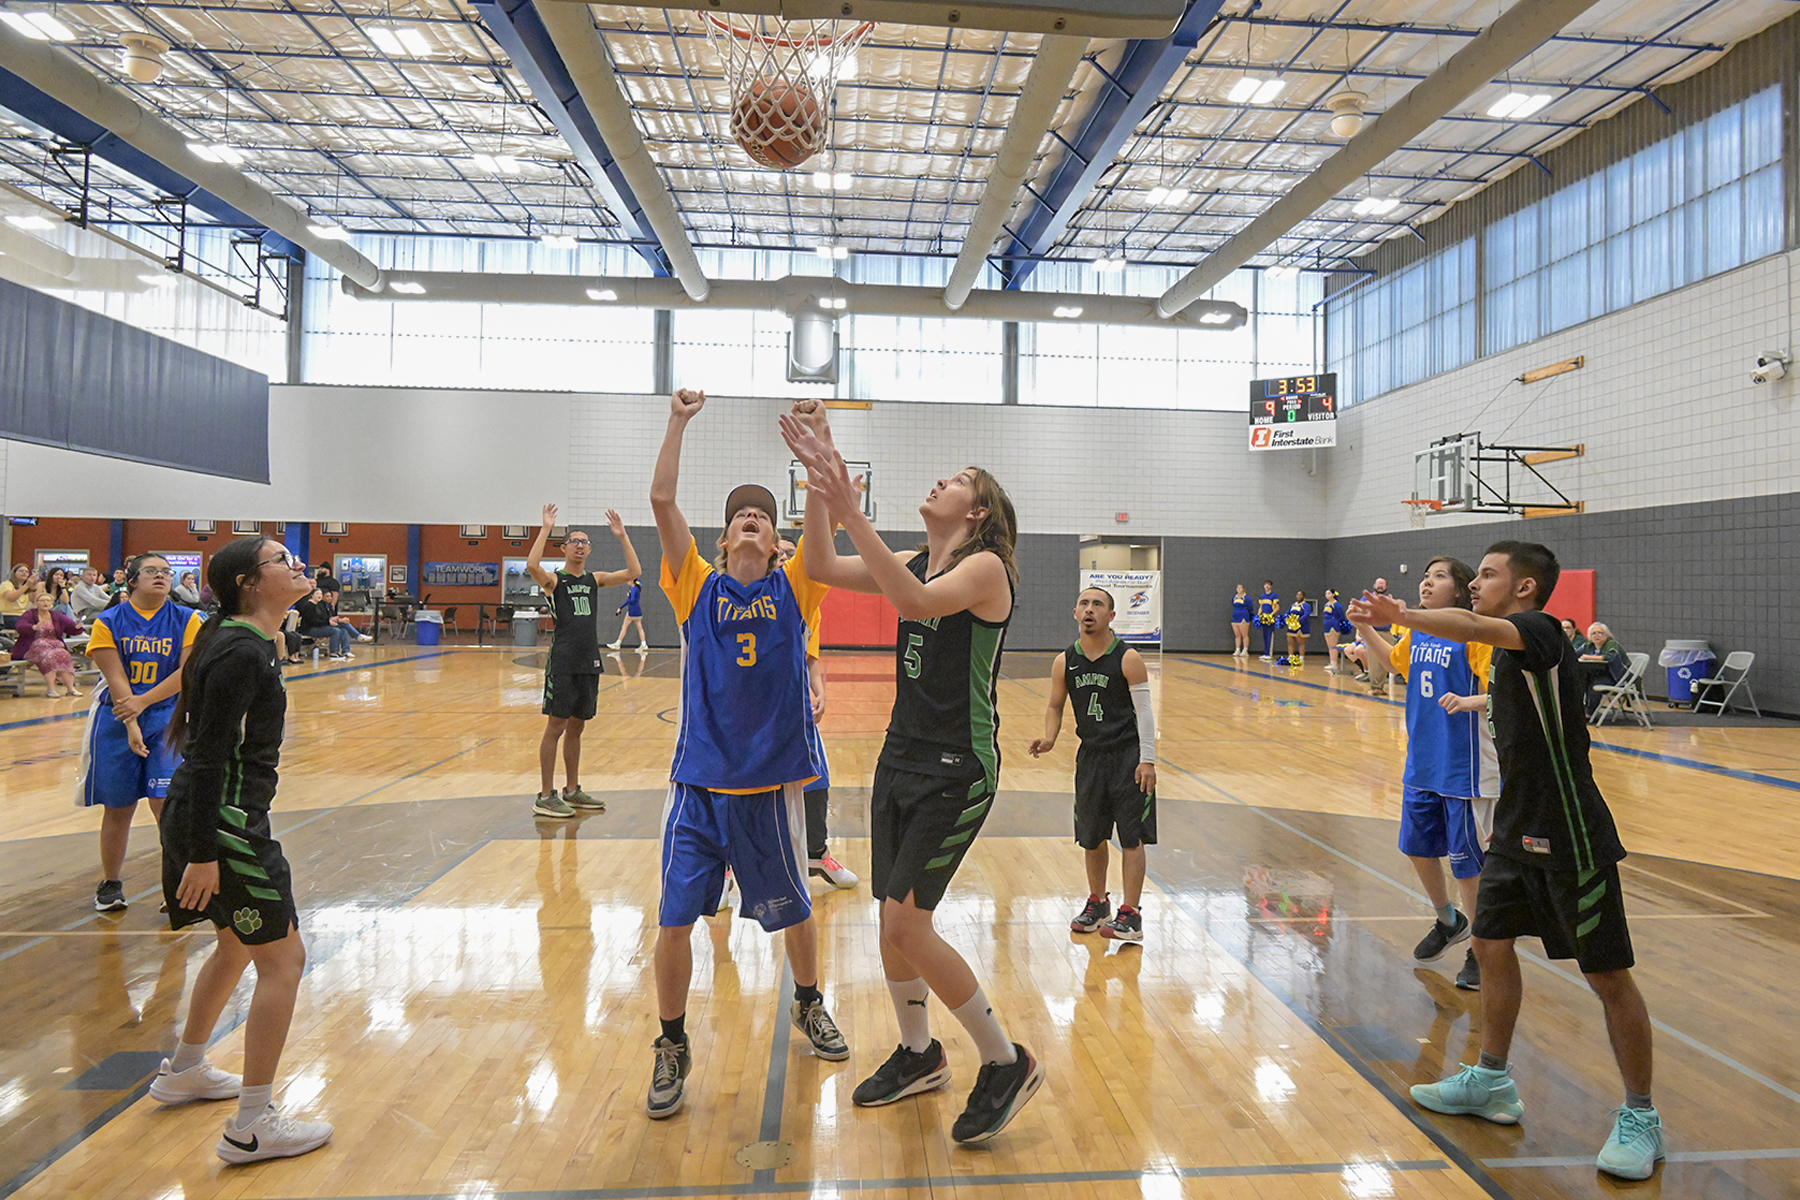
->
[1325,90,1367,138]
[120,33,170,83]
[1753,351,1788,385]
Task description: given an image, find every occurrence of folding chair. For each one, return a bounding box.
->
[441,607,460,639]
[1590,652,1652,728]
[1691,651,1761,717]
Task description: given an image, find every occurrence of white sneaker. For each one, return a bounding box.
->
[149,1058,241,1104]
[356,634,374,643]
[216,1103,333,1164]
[712,870,739,915]
[809,854,859,889]
[637,643,650,652]
[607,641,622,650]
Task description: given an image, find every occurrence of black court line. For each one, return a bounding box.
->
[0,650,460,735]
[754,961,796,1185]
[1180,657,1800,794]
[218,1159,1454,1199]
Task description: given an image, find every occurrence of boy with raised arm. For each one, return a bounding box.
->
[1028,586,1157,942]
[525,504,640,819]
[1349,541,1664,1181]
[645,388,847,1120]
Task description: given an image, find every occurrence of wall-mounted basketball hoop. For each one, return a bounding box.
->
[1402,498,1442,529]
[701,12,874,171]
[1410,433,1585,520]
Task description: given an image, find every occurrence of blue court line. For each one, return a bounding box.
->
[0,650,460,735]
[1490,1148,1800,1168]
[1156,754,1800,1110]
[168,1160,1454,1199]
[1180,658,1800,794]
[755,961,797,1186]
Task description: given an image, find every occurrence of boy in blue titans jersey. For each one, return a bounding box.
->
[1352,542,1663,1181]
[78,554,202,912]
[1282,591,1313,666]
[645,388,847,1121]
[1255,581,1280,660]
[1353,558,1497,991]
[1029,587,1157,942]
[1230,584,1251,657]
[1322,590,1353,673]
[526,503,640,818]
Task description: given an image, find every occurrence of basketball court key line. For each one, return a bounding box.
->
[1156,754,1800,1110]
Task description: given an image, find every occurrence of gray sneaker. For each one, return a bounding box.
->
[562,787,605,811]
[646,1036,691,1119]
[533,792,576,819]
[790,998,849,1061]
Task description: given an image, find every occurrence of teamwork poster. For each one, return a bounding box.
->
[1079,570,1162,644]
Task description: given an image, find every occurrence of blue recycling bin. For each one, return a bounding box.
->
[414,610,443,646]
[1659,640,1712,704]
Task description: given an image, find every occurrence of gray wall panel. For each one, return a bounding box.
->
[1164,536,1328,652]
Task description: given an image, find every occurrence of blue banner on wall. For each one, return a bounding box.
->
[423,561,499,587]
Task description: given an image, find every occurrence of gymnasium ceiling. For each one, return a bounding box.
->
[0,0,1790,287]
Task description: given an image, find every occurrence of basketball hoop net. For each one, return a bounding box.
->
[700,12,874,171]
[1403,498,1442,529]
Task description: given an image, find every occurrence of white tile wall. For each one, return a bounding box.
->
[1325,249,1800,538]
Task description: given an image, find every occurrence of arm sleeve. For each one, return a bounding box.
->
[1389,627,1412,675]
[659,538,711,623]
[1506,611,1565,671]
[163,645,262,865]
[1129,682,1156,763]
[1465,641,1494,692]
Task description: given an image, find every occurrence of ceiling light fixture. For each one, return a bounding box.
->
[367,25,430,56]
[1352,196,1398,216]
[1325,90,1366,138]
[389,281,426,295]
[307,222,352,240]
[472,153,522,175]
[810,170,853,190]
[4,214,56,230]
[1052,306,1084,319]
[1199,311,1233,325]
[120,32,170,83]
[1229,77,1285,104]
[0,11,74,41]
[1145,186,1191,207]
[1092,254,1126,272]
[540,233,577,249]
[814,244,849,260]
[586,287,617,301]
[186,141,245,165]
[816,297,848,311]
[1488,91,1552,119]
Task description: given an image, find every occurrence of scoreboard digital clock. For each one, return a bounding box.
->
[1248,373,1338,451]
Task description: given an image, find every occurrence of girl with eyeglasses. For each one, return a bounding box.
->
[151,536,333,1164]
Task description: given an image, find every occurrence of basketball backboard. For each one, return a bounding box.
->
[680,1,1187,38]
[1413,435,1478,512]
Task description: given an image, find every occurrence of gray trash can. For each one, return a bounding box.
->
[512,611,541,649]
[1658,639,1713,704]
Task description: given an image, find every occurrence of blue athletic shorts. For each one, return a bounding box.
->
[659,781,812,932]
[1398,786,1495,879]
[76,700,178,809]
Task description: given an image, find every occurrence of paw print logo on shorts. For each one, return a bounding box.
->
[232,907,263,936]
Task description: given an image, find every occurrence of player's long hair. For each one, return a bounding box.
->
[1425,557,1475,610]
[921,466,1018,588]
[166,536,271,754]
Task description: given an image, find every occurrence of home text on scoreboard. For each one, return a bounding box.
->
[1248,373,1337,451]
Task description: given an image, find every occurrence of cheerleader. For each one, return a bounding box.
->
[1283,591,1313,666]
[1229,584,1251,657]
[1255,581,1279,661]
[1322,589,1354,673]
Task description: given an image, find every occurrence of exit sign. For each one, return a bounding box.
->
[1115,512,1129,524]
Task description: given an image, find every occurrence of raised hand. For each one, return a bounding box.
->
[672,388,706,420]
[1347,590,1406,627]
[779,412,860,515]
[790,398,833,444]
[605,508,625,537]
[541,502,558,529]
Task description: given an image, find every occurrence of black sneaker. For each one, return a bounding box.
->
[851,1040,951,1107]
[94,880,127,912]
[790,998,850,1061]
[1098,907,1142,942]
[1454,948,1481,991]
[1070,895,1110,933]
[645,1036,691,1119]
[1413,910,1470,963]
[951,1043,1044,1144]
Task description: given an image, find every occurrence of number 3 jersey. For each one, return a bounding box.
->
[661,537,828,792]
[87,599,203,728]
[1390,628,1499,800]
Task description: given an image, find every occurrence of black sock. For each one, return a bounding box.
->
[794,983,822,1008]
[1478,1051,1507,1072]
[660,1015,686,1045]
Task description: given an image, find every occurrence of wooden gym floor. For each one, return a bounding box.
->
[0,643,1796,1200]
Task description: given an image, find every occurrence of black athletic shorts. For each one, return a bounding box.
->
[870,762,992,911]
[1074,743,1156,850]
[543,671,600,721]
[163,802,297,946]
[1473,854,1634,974]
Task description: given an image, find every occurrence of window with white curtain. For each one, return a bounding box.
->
[1326,239,1477,407]
[1484,85,1783,355]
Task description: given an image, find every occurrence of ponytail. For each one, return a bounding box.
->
[166,536,273,754]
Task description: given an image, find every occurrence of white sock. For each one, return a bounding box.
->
[948,987,1016,1066]
[170,1039,207,1073]
[236,1083,273,1126]
[887,977,931,1053]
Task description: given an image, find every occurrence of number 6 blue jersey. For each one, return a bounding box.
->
[661,537,827,792]
[1391,628,1500,800]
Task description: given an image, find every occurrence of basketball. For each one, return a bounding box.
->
[731,77,826,170]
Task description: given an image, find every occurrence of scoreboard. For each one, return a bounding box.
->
[1248,373,1337,451]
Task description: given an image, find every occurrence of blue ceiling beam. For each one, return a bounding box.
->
[472,0,669,277]
[999,0,1224,288]
[0,67,300,258]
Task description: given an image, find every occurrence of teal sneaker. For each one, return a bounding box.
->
[1410,1063,1524,1124]
[1596,1106,1664,1180]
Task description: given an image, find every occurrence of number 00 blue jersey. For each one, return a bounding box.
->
[661,537,827,792]
[87,599,202,726]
